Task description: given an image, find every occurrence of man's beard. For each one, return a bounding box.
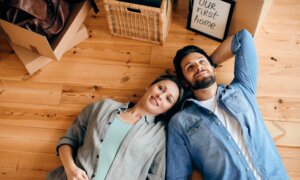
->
[188,74,216,90]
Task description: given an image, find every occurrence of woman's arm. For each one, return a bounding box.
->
[58,144,89,180]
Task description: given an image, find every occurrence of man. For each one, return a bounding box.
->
[167,29,289,180]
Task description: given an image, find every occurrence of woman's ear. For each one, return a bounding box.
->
[146,85,150,91]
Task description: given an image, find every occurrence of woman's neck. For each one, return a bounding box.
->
[193,83,218,101]
[119,104,147,125]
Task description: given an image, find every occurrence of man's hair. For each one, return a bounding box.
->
[173,45,215,81]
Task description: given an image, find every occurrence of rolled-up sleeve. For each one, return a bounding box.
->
[231,29,258,95]
[56,102,96,156]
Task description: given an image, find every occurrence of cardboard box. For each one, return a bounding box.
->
[0,1,91,60]
[228,0,273,37]
[9,25,88,75]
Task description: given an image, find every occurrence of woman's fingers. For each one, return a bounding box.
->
[81,171,89,180]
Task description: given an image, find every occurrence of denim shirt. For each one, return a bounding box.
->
[47,99,166,180]
[167,30,289,180]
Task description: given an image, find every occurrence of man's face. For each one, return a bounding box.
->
[180,52,216,90]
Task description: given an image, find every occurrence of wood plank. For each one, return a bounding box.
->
[27,61,166,89]
[0,126,65,142]
[61,85,144,105]
[0,151,61,179]
[0,138,57,154]
[258,96,300,122]
[0,53,27,80]
[0,102,82,121]
[278,147,300,179]
[64,43,151,64]
[0,79,62,105]
[266,121,300,147]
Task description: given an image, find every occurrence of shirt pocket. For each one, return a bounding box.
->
[222,90,250,113]
[186,119,210,149]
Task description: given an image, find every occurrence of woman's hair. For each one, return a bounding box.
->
[150,71,184,123]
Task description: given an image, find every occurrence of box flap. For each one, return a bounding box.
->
[10,24,88,75]
[52,1,91,60]
[0,19,57,59]
[10,43,53,75]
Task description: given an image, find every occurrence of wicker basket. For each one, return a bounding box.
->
[104,0,173,45]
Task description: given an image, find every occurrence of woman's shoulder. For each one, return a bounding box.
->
[82,98,124,114]
[90,98,123,108]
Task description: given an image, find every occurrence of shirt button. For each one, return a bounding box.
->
[100,139,103,142]
[227,135,231,140]
[237,151,241,155]
[246,167,250,172]
[217,121,221,126]
[108,122,112,125]
[92,174,95,178]
[96,154,99,158]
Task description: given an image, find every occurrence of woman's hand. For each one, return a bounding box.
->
[65,165,89,180]
[58,145,89,180]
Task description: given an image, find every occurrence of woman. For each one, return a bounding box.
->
[47,73,184,180]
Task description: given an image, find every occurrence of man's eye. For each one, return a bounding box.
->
[187,65,193,71]
[158,85,163,91]
[199,60,207,65]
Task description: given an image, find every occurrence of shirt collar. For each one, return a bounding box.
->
[116,102,156,124]
[181,84,226,109]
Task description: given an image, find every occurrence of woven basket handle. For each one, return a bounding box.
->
[127,7,141,13]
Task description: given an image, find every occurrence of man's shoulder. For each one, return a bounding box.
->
[169,102,198,129]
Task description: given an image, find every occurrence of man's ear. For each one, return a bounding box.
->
[212,66,217,75]
[181,79,189,88]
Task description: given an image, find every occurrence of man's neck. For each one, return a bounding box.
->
[193,83,218,101]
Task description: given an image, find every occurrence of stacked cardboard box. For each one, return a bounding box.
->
[228,0,273,37]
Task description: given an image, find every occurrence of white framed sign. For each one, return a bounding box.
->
[187,0,235,42]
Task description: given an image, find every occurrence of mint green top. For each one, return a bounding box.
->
[95,115,133,180]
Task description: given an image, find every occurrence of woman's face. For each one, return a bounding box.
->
[140,79,180,116]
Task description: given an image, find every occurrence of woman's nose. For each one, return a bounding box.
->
[156,94,162,100]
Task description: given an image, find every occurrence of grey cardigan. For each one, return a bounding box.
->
[47,99,167,180]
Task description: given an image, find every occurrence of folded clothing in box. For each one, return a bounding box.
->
[0,1,91,60]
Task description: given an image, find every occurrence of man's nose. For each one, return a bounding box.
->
[195,63,203,72]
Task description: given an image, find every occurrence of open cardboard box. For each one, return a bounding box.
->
[9,25,88,75]
[228,0,273,37]
[0,0,91,60]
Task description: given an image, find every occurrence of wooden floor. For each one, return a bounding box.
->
[0,0,299,179]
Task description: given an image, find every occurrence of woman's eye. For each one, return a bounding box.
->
[158,85,163,91]
[166,96,172,103]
